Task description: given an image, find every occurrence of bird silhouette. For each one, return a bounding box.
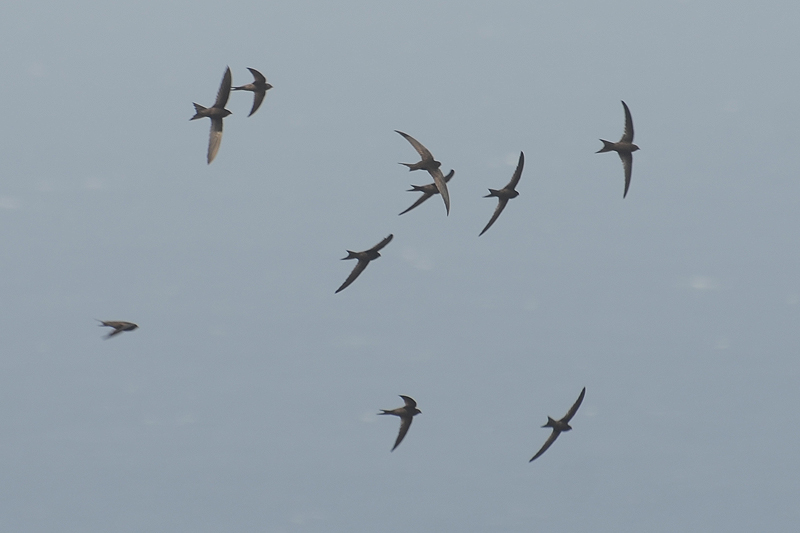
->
[597,101,639,198]
[378,395,421,451]
[529,387,586,462]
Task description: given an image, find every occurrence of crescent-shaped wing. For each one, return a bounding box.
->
[620,100,634,143]
[395,130,433,162]
[428,167,450,215]
[207,118,224,164]
[369,234,394,253]
[335,258,369,293]
[562,387,586,423]
[248,90,266,117]
[619,152,633,199]
[392,414,414,451]
[399,192,434,215]
[505,151,525,190]
[479,198,509,236]
[529,429,561,462]
[214,67,232,109]
[247,67,266,83]
[399,395,417,409]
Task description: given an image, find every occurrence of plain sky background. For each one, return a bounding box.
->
[2,1,800,532]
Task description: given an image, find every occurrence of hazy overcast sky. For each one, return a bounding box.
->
[2,1,799,532]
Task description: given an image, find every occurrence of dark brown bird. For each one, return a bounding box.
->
[597,100,639,198]
[399,169,455,215]
[97,320,139,339]
[479,152,524,236]
[395,130,451,215]
[529,387,586,462]
[378,395,421,451]
[190,66,232,164]
[231,67,272,117]
[335,234,393,293]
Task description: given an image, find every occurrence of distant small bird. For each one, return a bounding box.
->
[597,101,639,198]
[190,66,233,164]
[399,169,455,215]
[479,151,524,236]
[97,320,139,339]
[335,234,393,293]
[395,130,451,215]
[231,67,272,117]
[378,395,421,451]
[529,387,586,462]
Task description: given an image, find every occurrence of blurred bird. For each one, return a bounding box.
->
[97,320,139,339]
[395,130,451,215]
[231,67,272,117]
[597,100,639,198]
[190,66,232,164]
[378,395,421,451]
[399,169,455,215]
[479,152,524,236]
[335,234,393,293]
[529,387,586,462]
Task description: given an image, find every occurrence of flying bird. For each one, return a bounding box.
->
[190,66,233,164]
[231,67,272,117]
[335,234,393,293]
[97,320,139,339]
[529,387,586,462]
[395,130,451,215]
[597,100,639,198]
[399,169,455,215]
[479,151,524,236]
[378,395,421,451]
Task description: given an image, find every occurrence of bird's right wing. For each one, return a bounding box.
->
[214,66,232,108]
[479,198,508,236]
[392,415,413,451]
[335,259,369,293]
[562,387,586,423]
[207,119,224,164]
[399,192,434,215]
[529,429,560,462]
[395,130,433,161]
[620,100,634,143]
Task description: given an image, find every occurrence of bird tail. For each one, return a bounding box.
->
[342,251,359,260]
[596,139,615,153]
[484,188,501,198]
[190,103,207,120]
[408,185,427,192]
[541,416,558,428]
[378,410,392,415]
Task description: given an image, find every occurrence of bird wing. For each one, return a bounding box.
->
[207,118,224,164]
[620,100,634,143]
[399,395,417,409]
[506,151,525,189]
[619,152,633,199]
[247,67,266,83]
[479,198,509,236]
[392,414,414,451]
[335,258,369,293]
[399,192,434,215]
[104,328,124,339]
[395,130,433,161]
[248,90,266,117]
[369,234,394,253]
[529,429,561,462]
[562,387,586,423]
[443,169,455,183]
[214,67,232,108]
[428,167,450,215]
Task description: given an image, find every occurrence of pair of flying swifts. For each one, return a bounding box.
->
[381,387,585,462]
[191,66,272,164]
[336,102,639,293]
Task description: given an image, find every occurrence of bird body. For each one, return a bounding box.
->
[597,100,639,198]
[335,234,393,293]
[395,130,451,215]
[191,66,232,164]
[399,170,455,215]
[529,387,585,462]
[97,320,139,339]
[379,395,421,451]
[479,151,524,236]
[231,67,272,117]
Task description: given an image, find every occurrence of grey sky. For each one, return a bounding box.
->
[1,1,799,532]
